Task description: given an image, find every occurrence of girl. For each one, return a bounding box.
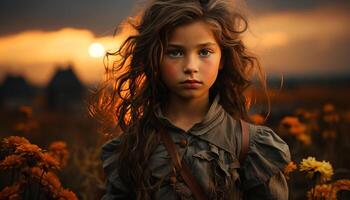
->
[96,0,291,199]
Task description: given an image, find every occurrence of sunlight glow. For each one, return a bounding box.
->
[88,42,105,58]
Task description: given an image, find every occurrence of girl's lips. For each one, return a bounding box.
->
[181,80,202,84]
[180,80,202,89]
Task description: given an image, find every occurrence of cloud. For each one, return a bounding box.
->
[244,6,350,77]
[0,5,349,86]
[0,28,124,85]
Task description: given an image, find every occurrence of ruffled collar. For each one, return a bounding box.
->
[154,95,225,136]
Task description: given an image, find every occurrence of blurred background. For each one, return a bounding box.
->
[0,0,349,199]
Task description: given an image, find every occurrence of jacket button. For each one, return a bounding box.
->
[179,139,187,147]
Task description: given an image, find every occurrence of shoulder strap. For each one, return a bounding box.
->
[159,126,208,200]
[239,119,250,164]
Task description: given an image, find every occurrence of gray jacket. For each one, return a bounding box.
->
[101,96,291,199]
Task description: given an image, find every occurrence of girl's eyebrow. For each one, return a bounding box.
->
[167,42,217,48]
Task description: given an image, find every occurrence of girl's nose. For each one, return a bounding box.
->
[183,55,199,73]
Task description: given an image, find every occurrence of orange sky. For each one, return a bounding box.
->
[0,6,349,86]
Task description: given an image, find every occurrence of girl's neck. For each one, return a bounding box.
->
[162,94,210,132]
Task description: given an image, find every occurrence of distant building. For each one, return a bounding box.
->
[0,75,36,109]
[46,65,86,111]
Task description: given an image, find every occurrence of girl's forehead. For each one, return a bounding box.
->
[167,21,218,45]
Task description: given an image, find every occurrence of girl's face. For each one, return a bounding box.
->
[160,21,222,101]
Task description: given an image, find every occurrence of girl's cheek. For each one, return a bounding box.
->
[203,57,220,68]
[162,61,179,77]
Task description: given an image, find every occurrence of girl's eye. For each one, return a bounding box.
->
[199,49,212,57]
[166,49,183,58]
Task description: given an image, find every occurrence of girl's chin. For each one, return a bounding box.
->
[170,91,209,101]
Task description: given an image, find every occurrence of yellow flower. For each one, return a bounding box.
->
[249,114,265,125]
[306,184,335,200]
[0,155,25,170]
[0,184,21,199]
[299,157,334,182]
[283,161,297,180]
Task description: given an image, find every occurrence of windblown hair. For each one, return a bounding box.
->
[91,0,267,199]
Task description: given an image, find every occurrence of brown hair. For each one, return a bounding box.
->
[91,0,267,199]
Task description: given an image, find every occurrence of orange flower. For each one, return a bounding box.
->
[49,141,67,151]
[280,116,306,136]
[31,167,62,194]
[281,116,299,126]
[295,109,314,121]
[18,105,33,118]
[343,110,350,122]
[296,133,312,145]
[58,189,79,200]
[323,103,335,113]
[49,141,69,168]
[13,121,39,133]
[249,114,265,125]
[30,167,79,199]
[2,136,30,149]
[14,143,42,155]
[14,144,43,167]
[0,184,21,199]
[40,153,60,171]
[0,155,25,170]
[322,130,337,139]
[332,179,350,193]
[306,184,335,200]
[283,161,297,180]
[323,113,340,124]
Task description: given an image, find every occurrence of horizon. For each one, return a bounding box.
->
[1,66,349,89]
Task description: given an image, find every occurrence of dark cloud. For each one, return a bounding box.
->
[246,0,350,13]
[0,0,134,36]
[246,0,350,14]
[1,0,349,36]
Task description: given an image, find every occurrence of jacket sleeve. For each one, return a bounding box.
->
[241,125,291,200]
[101,138,131,200]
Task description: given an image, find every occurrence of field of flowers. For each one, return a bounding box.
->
[251,89,350,199]
[1,88,350,199]
[0,106,106,199]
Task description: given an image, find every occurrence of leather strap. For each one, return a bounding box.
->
[159,126,208,200]
[239,119,249,164]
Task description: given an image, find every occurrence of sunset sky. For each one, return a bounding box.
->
[0,0,349,86]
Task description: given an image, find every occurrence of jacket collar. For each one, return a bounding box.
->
[154,95,225,136]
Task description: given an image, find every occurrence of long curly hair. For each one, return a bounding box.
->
[91,0,268,199]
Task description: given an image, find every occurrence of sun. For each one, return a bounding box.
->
[88,42,105,58]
